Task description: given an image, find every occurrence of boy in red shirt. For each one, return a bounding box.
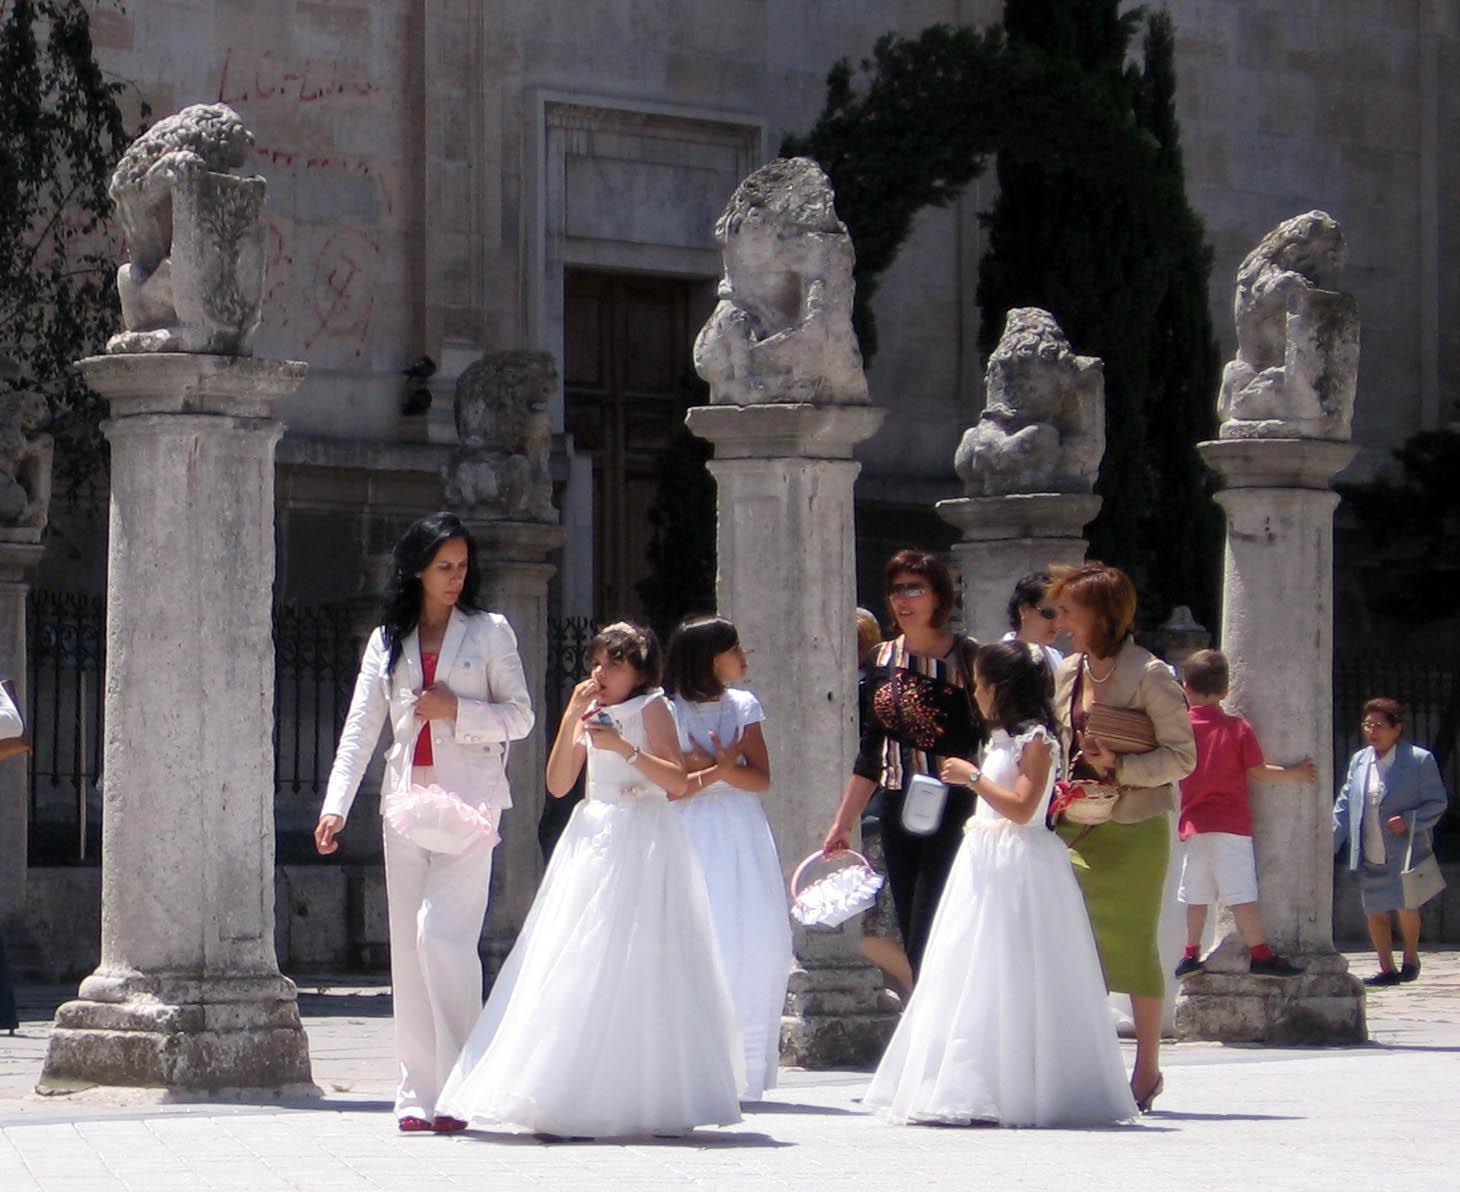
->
[1174,650,1316,979]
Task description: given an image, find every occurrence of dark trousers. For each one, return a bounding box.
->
[879,785,975,979]
[0,928,17,1031]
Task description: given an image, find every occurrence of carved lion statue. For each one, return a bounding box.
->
[1218,210,1357,438]
[106,103,267,355]
[693,157,868,405]
[0,389,53,528]
[954,308,1104,498]
[444,350,556,522]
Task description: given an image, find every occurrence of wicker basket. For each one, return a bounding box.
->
[1054,780,1122,826]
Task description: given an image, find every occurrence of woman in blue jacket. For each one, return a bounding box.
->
[1333,698,1449,986]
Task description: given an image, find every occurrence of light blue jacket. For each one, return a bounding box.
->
[1333,741,1448,871]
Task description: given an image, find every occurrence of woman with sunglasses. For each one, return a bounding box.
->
[1003,571,1063,676]
[822,549,983,980]
[1333,698,1449,986]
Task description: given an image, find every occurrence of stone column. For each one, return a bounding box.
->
[41,354,314,1091]
[1176,439,1364,1042]
[1176,210,1364,1044]
[687,403,893,1065]
[0,531,45,934]
[935,494,1100,642]
[463,518,565,979]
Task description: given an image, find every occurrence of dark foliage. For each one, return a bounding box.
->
[783,3,1222,626]
[0,0,146,491]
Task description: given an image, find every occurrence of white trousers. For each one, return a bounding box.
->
[382,809,498,1119]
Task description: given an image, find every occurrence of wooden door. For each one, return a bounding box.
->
[563,271,693,620]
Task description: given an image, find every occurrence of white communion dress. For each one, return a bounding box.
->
[864,724,1138,1128]
[671,689,793,1100]
[436,689,743,1137]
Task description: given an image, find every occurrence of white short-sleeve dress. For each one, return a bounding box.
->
[672,688,793,1100]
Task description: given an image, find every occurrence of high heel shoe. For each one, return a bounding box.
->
[1132,1072,1164,1114]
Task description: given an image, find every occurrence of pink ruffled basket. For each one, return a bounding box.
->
[383,783,501,854]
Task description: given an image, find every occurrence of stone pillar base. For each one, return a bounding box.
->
[39,972,314,1092]
[781,956,899,1068]
[1174,953,1365,1044]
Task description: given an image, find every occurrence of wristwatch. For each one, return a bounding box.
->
[624,745,641,765]
[967,765,982,786]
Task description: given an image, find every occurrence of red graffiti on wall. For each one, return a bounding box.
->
[217,48,380,106]
[251,145,395,217]
[305,228,380,357]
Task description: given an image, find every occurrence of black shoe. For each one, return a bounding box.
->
[1363,970,1402,987]
[1173,955,1205,979]
[1400,960,1421,983]
[1250,954,1305,978]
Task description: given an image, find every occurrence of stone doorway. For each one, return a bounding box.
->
[563,269,694,621]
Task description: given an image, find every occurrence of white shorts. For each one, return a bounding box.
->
[1178,832,1259,907]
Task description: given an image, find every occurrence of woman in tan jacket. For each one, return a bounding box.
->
[1048,563,1195,1113]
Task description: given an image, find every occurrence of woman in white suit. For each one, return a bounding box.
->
[314,512,534,1132]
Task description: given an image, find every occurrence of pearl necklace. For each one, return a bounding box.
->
[1082,654,1117,684]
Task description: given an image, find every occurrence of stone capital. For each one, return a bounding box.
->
[686,402,885,459]
[78,353,308,420]
[460,518,567,565]
[1198,437,1357,490]
[0,535,47,580]
[935,492,1102,543]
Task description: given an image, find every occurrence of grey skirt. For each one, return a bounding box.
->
[1359,840,1409,914]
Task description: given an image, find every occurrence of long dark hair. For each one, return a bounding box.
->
[974,641,1056,736]
[664,615,739,702]
[380,512,482,673]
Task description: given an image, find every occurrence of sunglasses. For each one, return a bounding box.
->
[888,584,929,599]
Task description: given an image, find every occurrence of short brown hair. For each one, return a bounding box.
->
[1046,561,1137,658]
[1181,649,1229,697]
[589,621,661,695]
[1362,697,1403,727]
[884,549,956,628]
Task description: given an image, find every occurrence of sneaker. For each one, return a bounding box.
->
[1363,970,1402,987]
[1173,955,1205,979]
[1399,960,1421,983]
[1250,954,1306,978]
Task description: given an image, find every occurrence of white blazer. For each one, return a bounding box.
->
[321,607,535,822]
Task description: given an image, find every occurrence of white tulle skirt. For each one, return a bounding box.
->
[675,787,792,1099]
[865,817,1138,1128]
[436,793,743,1137]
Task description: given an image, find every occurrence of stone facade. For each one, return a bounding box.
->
[20,0,1460,985]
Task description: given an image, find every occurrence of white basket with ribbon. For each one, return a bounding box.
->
[789,849,884,929]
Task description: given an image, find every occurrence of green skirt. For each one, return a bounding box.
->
[1056,814,1170,998]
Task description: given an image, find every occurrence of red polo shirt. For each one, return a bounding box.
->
[1178,704,1264,840]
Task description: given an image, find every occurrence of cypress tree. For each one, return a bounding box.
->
[977,2,1220,625]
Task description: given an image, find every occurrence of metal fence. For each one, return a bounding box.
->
[27,591,105,863]
[272,603,363,800]
[1333,651,1460,846]
[544,616,598,728]
[24,593,365,864]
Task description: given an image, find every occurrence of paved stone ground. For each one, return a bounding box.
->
[2,949,1457,1191]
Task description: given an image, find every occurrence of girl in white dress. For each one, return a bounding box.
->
[665,616,792,1101]
[436,622,743,1138]
[865,640,1137,1128]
